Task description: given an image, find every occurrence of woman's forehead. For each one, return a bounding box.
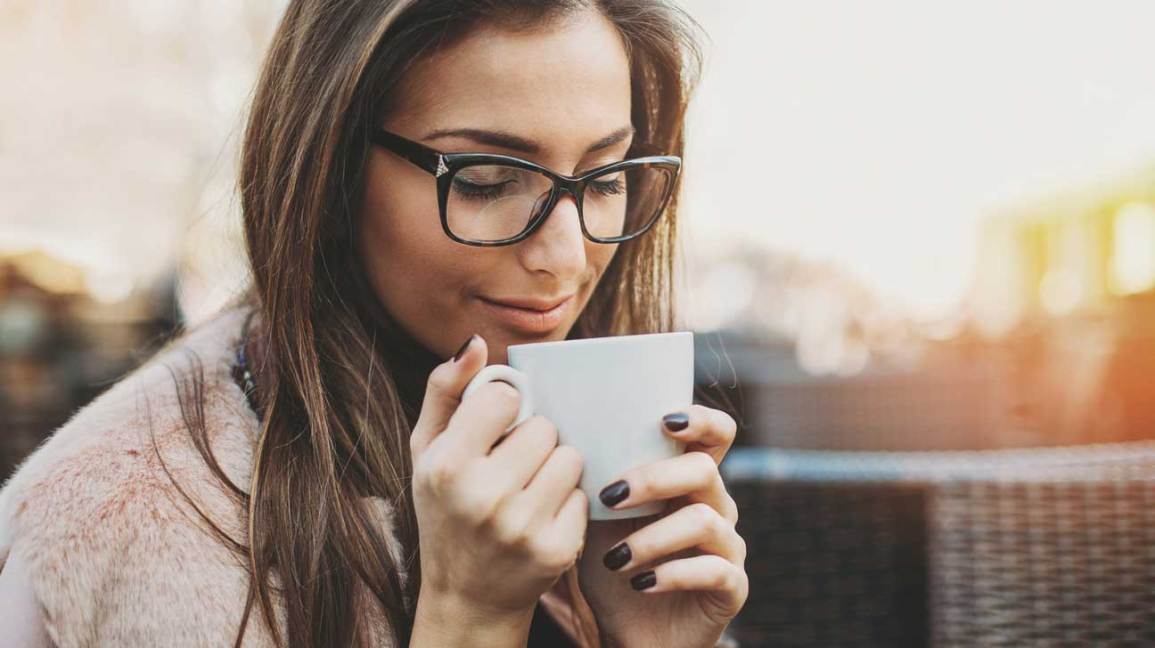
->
[390,10,631,152]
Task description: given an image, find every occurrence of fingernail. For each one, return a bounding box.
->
[599,480,629,508]
[603,543,632,571]
[630,570,656,591]
[452,335,476,363]
[663,412,690,432]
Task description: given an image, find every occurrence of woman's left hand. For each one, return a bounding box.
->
[576,405,748,648]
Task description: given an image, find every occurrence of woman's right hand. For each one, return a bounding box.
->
[409,334,589,618]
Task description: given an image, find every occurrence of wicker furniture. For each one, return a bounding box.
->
[722,442,1155,647]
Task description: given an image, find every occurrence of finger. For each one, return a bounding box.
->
[549,488,589,560]
[601,502,745,573]
[661,404,737,465]
[483,415,559,492]
[515,445,584,520]
[627,554,748,617]
[599,451,738,524]
[436,379,524,461]
[410,334,488,458]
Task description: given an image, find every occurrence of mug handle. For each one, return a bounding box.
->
[461,365,534,433]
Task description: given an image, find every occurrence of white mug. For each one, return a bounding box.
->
[462,331,693,520]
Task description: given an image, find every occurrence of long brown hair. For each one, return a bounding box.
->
[169,1,706,646]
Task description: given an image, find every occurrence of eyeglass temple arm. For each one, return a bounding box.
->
[371,129,442,176]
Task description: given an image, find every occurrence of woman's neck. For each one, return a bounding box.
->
[240,304,442,430]
[374,311,443,428]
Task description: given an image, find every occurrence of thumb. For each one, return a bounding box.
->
[410,334,489,458]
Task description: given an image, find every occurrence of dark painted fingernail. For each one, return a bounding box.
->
[663,412,690,432]
[630,570,656,591]
[452,335,476,362]
[599,480,629,507]
[603,543,632,571]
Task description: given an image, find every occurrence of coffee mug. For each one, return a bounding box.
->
[462,331,693,520]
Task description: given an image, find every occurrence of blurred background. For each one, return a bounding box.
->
[3,1,1154,645]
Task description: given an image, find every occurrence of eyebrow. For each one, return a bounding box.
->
[422,125,635,156]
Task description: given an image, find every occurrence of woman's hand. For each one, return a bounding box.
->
[409,335,588,646]
[578,405,748,648]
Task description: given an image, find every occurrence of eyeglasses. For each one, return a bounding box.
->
[370,129,681,247]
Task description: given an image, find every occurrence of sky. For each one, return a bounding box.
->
[3,1,1155,324]
[677,0,1155,319]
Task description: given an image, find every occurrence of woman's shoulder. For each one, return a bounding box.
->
[1,302,259,556]
[0,304,256,532]
[0,304,265,644]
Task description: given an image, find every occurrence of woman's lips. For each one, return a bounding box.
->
[477,295,572,335]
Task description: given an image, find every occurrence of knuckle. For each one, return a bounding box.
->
[689,403,712,423]
[710,559,733,589]
[690,450,717,473]
[417,455,457,493]
[560,546,582,571]
[523,415,559,445]
[735,534,748,563]
[490,508,531,546]
[526,413,555,430]
[692,404,737,443]
[483,380,521,409]
[454,476,500,524]
[544,555,572,573]
[568,538,585,566]
[637,464,665,494]
[524,531,548,556]
[719,413,738,439]
[686,452,718,488]
[724,493,740,524]
[567,488,590,518]
[409,433,435,461]
[729,560,748,589]
[425,363,457,395]
[690,502,721,531]
[628,466,653,496]
[532,537,574,571]
[455,498,489,526]
[551,445,583,474]
[630,533,656,562]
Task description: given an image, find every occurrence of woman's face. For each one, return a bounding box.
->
[360,10,632,365]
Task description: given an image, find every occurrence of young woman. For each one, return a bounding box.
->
[0,1,748,646]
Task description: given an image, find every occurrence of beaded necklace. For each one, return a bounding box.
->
[232,310,262,421]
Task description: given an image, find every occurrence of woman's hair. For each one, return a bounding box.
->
[169,1,708,646]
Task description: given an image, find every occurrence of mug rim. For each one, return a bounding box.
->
[507,330,692,354]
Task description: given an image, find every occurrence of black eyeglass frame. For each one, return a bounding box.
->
[370,128,682,247]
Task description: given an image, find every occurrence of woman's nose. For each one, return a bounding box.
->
[520,192,587,278]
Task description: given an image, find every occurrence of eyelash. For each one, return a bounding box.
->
[452,178,514,201]
[589,177,625,197]
[451,177,626,201]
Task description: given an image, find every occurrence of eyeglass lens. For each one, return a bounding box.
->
[444,163,673,243]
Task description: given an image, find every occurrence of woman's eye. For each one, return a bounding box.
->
[589,177,625,197]
[452,178,514,200]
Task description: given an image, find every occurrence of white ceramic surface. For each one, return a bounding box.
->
[463,331,693,520]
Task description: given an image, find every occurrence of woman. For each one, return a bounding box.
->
[0,0,748,646]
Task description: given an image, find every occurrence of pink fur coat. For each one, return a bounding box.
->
[0,306,580,646]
